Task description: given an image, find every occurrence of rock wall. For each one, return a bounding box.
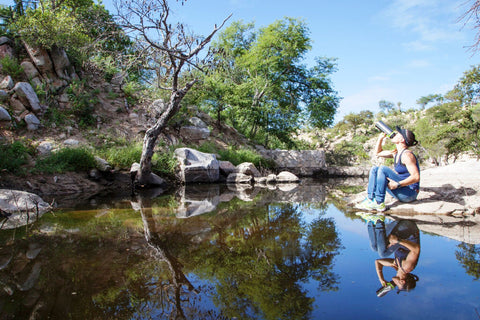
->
[259,149,327,176]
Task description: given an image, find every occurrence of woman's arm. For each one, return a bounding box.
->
[388,151,420,190]
[375,258,395,286]
[375,134,394,158]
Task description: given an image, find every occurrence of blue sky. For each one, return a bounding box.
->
[2,0,479,121]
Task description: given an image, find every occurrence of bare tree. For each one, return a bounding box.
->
[114,0,230,186]
[459,0,480,53]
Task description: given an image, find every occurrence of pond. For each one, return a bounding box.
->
[0,180,479,319]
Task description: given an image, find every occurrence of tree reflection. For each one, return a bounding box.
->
[0,192,342,319]
[181,202,342,320]
[456,243,480,280]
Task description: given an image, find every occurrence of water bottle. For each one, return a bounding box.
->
[376,281,395,297]
[375,121,395,139]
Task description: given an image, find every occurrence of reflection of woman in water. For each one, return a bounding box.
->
[358,214,420,292]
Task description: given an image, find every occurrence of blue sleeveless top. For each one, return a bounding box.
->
[394,149,420,191]
[392,220,420,272]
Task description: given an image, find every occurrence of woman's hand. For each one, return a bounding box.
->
[386,177,400,190]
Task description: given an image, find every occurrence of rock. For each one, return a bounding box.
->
[20,61,40,80]
[24,113,40,131]
[266,174,277,183]
[9,96,27,116]
[94,156,112,172]
[236,162,261,178]
[0,90,8,101]
[0,38,13,59]
[276,171,300,183]
[0,189,51,229]
[0,75,14,90]
[226,172,253,184]
[0,36,11,46]
[36,141,54,156]
[26,243,42,260]
[174,148,220,183]
[347,159,480,216]
[180,126,210,140]
[0,106,11,121]
[50,45,72,80]
[63,139,79,146]
[219,160,236,177]
[13,82,42,113]
[23,42,54,76]
[259,149,326,176]
[189,116,208,128]
[130,162,167,187]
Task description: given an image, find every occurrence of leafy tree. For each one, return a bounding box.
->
[378,100,394,113]
[343,110,373,135]
[194,18,339,148]
[416,94,443,110]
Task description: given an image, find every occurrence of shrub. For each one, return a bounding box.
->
[0,140,32,174]
[67,80,99,127]
[196,142,274,169]
[99,143,177,178]
[34,148,96,173]
[0,55,23,80]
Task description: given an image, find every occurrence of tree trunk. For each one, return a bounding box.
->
[137,87,191,186]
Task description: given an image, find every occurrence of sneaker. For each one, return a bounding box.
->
[356,212,385,224]
[355,198,374,210]
[370,201,386,212]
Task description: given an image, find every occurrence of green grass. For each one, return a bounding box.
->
[0,140,32,175]
[98,142,177,178]
[196,142,274,169]
[34,148,96,173]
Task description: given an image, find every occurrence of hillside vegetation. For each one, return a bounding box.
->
[0,0,479,185]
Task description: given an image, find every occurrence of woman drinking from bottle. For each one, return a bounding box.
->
[356,126,420,212]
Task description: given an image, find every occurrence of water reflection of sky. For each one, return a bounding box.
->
[305,204,480,320]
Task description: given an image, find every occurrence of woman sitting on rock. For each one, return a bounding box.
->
[356,127,420,212]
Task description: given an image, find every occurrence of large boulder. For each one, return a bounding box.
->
[236,162,261,177]
[0,106,11,121]
[276,171,300,183]
[13,82,42,113]
[174,148,220,183]
[0,189,51,229]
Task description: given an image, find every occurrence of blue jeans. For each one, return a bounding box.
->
[368,220,400,258]
[367,166,418,204]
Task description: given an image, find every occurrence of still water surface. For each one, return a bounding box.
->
[0,181,479,319]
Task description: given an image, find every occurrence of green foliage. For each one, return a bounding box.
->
[326,139,369,166]
[67,80,99,127]
[99,142,177,177]
[196,142,275,168]
[13,7,90,52]
[456,243,480,280]
[34,148,96,173]
[0,140,32,174]
[99,143,143,169]
[0,55,23,80]
[193,18,339,148]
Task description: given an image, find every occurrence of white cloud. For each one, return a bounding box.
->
[380,0,466,49]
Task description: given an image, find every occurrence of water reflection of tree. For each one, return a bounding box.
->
[455,243,480,280]
[184,202,343,320]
